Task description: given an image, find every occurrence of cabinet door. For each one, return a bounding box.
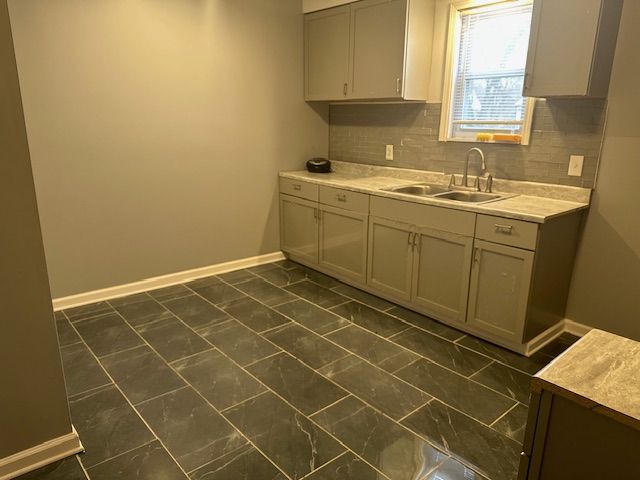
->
[411,228,473,324]
[304,6,350,101]
[280,194,319,264]
[349,0,407,99]
[467,240,534,343]
[319,205,368,284]
[367,216,413,301]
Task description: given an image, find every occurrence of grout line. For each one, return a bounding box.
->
[76,454,91,480]
[308,394,355,418]
[468,360,495,379]
[83,439,156,470]
[321,323,351,337]
[219,391,270,414]
[489,402,521,428]
[97,343,147,360]
[133,385,190,407]
[396,399,432,424]
[242,351,283,369]
[168,346,217,366]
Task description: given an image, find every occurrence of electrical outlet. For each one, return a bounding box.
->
[568,155,584,177]
[385,144,394,161]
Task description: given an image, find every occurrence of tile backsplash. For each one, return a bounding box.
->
[329,99,606,188]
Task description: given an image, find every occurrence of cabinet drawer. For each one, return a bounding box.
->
[475,215,538,250]
[279,178,319,201]
[319,186,369,213]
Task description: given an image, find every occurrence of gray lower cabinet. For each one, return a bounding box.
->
[279,194,319,265]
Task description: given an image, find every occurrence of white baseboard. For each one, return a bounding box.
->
[0,427,83,480]
[563,318,593,337]
[525,318,592,356]
[52,251,286,311]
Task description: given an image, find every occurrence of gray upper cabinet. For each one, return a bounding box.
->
[304,0,434,101]
[523,0,623,98]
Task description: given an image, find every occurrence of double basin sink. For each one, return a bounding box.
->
[384,183,504,204]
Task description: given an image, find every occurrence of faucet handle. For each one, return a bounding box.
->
[448,174,457,188]
[484,174,493,193]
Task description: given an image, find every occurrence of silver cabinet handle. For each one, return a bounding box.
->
[494,224,513,234]
[336,193,347,202]
[292,184,302,191]
[396,78,401,94]
[343,83,348,96]
[473,247,480,264]
[414,234,421,253]
[407,232,414,246]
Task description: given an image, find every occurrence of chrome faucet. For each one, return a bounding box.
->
[463,148,485,188]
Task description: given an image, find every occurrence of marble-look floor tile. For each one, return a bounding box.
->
[396,359,516,424]
[456,336,552,375]
[55,316,81,347]
[100,345,185,404]
[274,259,301,271]
[137,387,246,472]
[74,313,144,357]
[387,306,465,342]
[64,301,114,323]
[217,269,257,284]
[326,325,418,373]
[70,385,155,468]
[112,295,173,327]
[248,352,348,415]
[147,284,192,302]
[297,267,343,289]
[285,281,348,309]
[16,455,86,480]
[191,282,246,306]
[312,396,447,480]
[304,452,388,480]
[253,267,307,287]
[471,362,532,405]
[275,299,349,335]
[319,356,430,420]
[173,349,265,411]
[162,294,229,330]
[331,302,409,338]
[234,278,297,307]
[537,332,579,358]
[332,284,395,311]
[424,457,488,480]
[264,323,349,369]
[223,392,344,479]
[402,400,521,480]
[135,316,209,362]
[492,403,528,444]
[108,292,151,307]
[197,319,280,366]
[222,297,290,333]
[248,263,283,275]
[60,343,111,397]
[190,444,287,480]
[185,275,222,290]
[392,328,491,376]
[87,441,187,480]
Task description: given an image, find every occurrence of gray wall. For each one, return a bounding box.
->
[0,0,72,459]
[8,0,328,298]
[330,99,605,188]
[566,0,640,341]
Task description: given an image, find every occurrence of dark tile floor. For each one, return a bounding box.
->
[23,260,579,480]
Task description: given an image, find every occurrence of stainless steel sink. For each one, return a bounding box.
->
[385,183,451,196]
[434,191,503,203]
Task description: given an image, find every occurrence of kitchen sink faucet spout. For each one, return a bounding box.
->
[463,147,485,189]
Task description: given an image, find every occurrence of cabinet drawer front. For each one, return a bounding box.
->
[279,178,319,201]
[476,215,538,250]
[319,186,369,213]
[370,196,475,236]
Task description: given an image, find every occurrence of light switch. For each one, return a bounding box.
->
[568,155,584,177]
[385,144,394,161]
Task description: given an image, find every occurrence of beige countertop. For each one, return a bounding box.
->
[533,329,640,430]
[279,161,590,223]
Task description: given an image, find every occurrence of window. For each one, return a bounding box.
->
[439,1,535,144]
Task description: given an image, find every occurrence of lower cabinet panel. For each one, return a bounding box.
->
[280,194,319,265]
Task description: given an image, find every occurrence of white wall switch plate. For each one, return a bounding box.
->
[385,144,394,161]
[568,155,584,177]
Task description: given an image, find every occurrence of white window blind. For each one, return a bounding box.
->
[446,2,534,142]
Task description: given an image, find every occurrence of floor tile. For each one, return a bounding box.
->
[112,295,173,327]
[185,275,222,289]
[304,452,387,480]
[64,301,114,322]
[55,316,81,347]
[331,302,409,338]
[395,359,517,424]
[326,325,418,373]
[162,294,229,329]
[190,444,286,480]
[424,457,488,480]
[456,336,552,375]
[492,403,528,444]
[16,455,86,480]
[87,441,187,480]
[332,284,395,311]
[296,267,343,288]
[70,385,155,468]
[248,352,348,415]
[264,323,349,369]
[217,269,257,284]
[223,392,344,479]
[147,284,192,302]
[274,259,301,271]
[471,362,532,405]
[392,328,491,376]
[253,267,306,287]
[312,396,447,480]
[137,387,246,472]
[402,400,521,480]
[135,316,210,362]
[248,263,283,275]
[54,310,66,321]
[190,282,246,305]
[60,343,111,397]
[285,281,348,308]
[108,292,150,307]
[222,297,290,333]
[275,299,349,335]
[100,345,185,404]
[173,349,265,411]
[319,356,430,420]
[197,319,280,366]
[74,313,144,357]
[537,332,580,358]
[387,306,465,341]
[234,278,296,307]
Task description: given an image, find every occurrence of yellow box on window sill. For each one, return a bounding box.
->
[475,133,522,144]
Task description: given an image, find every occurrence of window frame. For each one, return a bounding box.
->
[439,0,536,145]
